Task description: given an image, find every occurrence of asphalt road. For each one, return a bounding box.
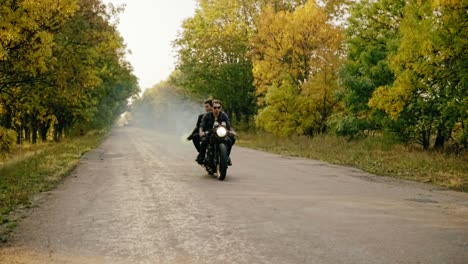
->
[1,126,467,263]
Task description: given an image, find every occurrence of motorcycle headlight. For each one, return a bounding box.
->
[216,126,227,137]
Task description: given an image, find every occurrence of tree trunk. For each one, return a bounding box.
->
[421,130,430,150]
[434,126,446,150]
[32,126,38,144]
[54,124,60,142]
[463,121,468,149]
[16,129,22,145]
[54,123,64,142]
[24,127,30,142]
[40,123,49,142]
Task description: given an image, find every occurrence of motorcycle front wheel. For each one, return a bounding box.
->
[216,143,228,181]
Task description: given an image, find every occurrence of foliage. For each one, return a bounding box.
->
[368,0,468,150]
[255,79,306,136]
[172,0,258,121]
[331,114,369,139]
[0,0,79,93]
[0,127,16,156]
[0,0,139,150]
[338,0,404,136]
[252,1,343,136]
[172,0,318,121]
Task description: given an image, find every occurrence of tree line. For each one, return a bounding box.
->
[0,0,139,153]
[167,0,466,151]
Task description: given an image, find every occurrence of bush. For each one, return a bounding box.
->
[0,127,16,156]
[330,115,371,139]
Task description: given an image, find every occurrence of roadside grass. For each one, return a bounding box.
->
[237,131,468,192]
[0,130,105,227]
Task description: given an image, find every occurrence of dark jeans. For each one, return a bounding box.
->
[191,134,201,153]
[227,134,236,155]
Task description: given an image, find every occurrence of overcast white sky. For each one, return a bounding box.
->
[103,0,197,91]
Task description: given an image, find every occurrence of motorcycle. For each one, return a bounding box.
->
[201,121,232,181]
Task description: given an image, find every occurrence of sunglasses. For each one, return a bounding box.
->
[213,106,221,109]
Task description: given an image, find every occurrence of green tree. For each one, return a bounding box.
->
[173,0,256,121]
[172,0,310,123]
[369,0,468,150]
[338,0,404,136]
[0,0,138,145]
[0,0,78,97]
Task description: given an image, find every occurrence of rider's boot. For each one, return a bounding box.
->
[196,154,204,165]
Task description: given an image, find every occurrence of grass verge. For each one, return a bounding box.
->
[237,131,468,192]
[0,130,106,240]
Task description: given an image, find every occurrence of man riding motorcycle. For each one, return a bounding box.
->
[197,99,236,165]
[187,99,213,155]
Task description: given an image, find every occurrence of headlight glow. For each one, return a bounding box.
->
[216,126,228,137]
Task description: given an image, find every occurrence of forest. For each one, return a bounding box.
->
[135,0,467,153]
[1,0,467,155]
[0,0,139,154]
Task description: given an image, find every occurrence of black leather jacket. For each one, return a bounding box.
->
[200,111,232,133]
[189,113,205,137]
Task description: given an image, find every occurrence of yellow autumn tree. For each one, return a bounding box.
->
[252,1,343,136]
[0,0,139,145]
[0,0,78,82]
[369,0,468,149]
